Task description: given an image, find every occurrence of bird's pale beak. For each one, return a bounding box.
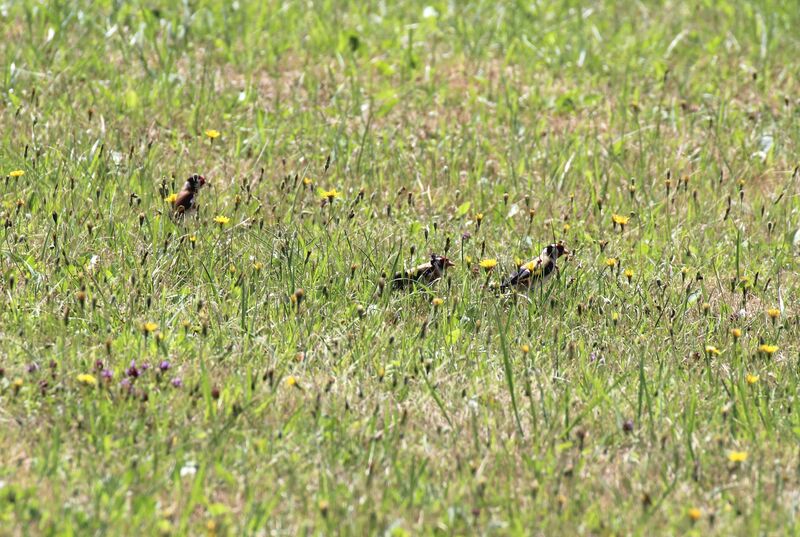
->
[445,259,456,268]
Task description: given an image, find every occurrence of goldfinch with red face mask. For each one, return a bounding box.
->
[173,174,207,215]
[392,253,455,289]
[501,242,568,292]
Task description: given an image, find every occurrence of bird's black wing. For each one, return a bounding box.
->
[501,265,532,291]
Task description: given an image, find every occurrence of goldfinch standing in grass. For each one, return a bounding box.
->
[173,174,206,215]
[392,253,455,289]
[501,242,568,292]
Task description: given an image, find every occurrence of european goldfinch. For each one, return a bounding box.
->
[173,174,206,215]
[501,242,568,291]
[392,253,455,289]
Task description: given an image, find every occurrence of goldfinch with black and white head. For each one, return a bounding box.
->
[173,174,207,215]
[501,242,568,292]
[392,253,455,289]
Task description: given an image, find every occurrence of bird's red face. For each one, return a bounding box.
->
[197,175,206,187]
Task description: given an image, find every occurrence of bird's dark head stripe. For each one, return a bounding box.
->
[186,174,207,191]
[545,242,568,258]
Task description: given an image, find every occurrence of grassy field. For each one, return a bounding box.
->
[1,0,799,534]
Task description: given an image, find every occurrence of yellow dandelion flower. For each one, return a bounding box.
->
[77,373,98,386]
[562,223,571,232]
[605,258,617,268]
[767,308,780,320]
[303,177,312,186]
[432,297,444,307]
[624,269,634,280]
[253,261,263,271]
[688,507,702,521]
[165,193,178,203]
[142,321,158,334]
[758,344,778,355]
[465,255,473,265]
[611,213,629,226]
[745,374,759,385]
[285,375,298,388]
[705,345,721,356]
[731,328,742,339]
[205,129,220,139]
[229,264,236,274]
[13,378,23,388]
[520,344,530,354]
[213,215,230,225]
[728,451,747,463]
[479,258,497,271]
[319,188,341,201]
[9,170,25,178]
[475,213,484,222]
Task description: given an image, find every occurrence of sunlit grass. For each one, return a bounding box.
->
[1,0,799,535]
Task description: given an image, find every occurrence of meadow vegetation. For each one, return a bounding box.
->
[1,0,799,534]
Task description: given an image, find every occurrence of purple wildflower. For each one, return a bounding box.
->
[623,419,634,433]
[126,360,140,378]
[159,360,171,372]
[171,377,183,388]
